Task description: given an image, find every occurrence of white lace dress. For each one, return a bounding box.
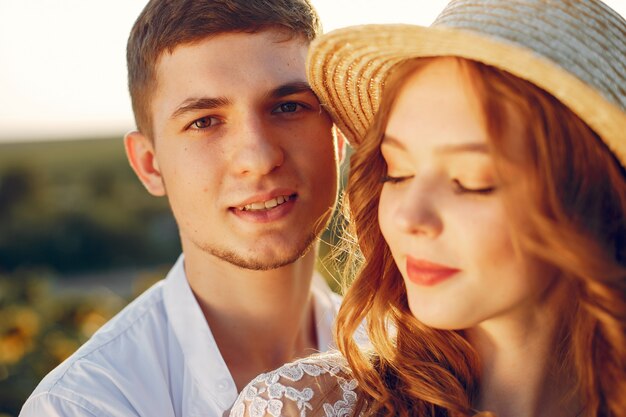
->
[229,353,361,417]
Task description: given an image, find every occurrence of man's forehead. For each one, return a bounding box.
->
[153,30,309,84]
[157,28,309,63]
[149,30,312,122]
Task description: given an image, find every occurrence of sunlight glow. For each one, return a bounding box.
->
[0,0,623,141]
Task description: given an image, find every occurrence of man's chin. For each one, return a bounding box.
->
[194,234,317,271]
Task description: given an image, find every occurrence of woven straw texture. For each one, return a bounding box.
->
[307,0,626,166]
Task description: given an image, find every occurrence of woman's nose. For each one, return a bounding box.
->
[392,182,444,238]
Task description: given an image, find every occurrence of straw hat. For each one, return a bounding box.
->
[307,0,626,165]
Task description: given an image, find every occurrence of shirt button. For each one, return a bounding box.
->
[216,378,231,392]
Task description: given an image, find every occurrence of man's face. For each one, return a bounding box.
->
[143,30,339,270]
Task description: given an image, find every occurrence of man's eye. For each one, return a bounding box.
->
[190,116,220,130]
[272,102,302,114]
[452,179,496,195]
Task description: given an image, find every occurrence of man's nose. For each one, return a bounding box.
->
[231,115,284,177]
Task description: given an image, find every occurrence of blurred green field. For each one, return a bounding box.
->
[0,137,180,274]
[0,137,129,170]
[0,137,346,416]
[0,137,181,415]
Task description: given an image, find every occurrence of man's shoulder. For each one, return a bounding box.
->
[21,280,176,417]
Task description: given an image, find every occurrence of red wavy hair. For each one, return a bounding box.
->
[335,58,626,417]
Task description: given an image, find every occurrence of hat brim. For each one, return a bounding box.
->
[307,24,626,166]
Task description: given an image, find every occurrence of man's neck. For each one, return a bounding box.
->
[182,243,320,391]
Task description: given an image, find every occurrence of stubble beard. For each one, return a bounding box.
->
[192,231,318,271]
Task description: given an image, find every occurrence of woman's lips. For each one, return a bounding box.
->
[405,256,460,286]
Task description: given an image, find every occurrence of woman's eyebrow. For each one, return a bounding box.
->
[437,142,489,154]
[381,134,489,154]
[381,134,407,151]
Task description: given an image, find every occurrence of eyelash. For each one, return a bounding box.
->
[380,174,411,184]
[380,175,496,195]
[451,179,496,195]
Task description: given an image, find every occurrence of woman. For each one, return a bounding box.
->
[230,0,626,416]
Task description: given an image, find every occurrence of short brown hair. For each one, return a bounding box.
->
[127,0,322,137]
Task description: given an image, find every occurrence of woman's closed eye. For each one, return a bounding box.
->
[452,178,497,195]
[380,174,413,184]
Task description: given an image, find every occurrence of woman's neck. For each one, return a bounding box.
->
[466,298,580,417]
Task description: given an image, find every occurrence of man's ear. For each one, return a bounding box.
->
[334,125,347,164]
[124,130,166,197]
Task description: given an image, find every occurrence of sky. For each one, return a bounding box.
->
[0,0,624,142]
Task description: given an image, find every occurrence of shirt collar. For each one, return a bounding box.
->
[311,272,340,351]
[163,255,237,410]
[163,254,340,412]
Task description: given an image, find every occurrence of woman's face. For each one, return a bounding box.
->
[378,58,550,330]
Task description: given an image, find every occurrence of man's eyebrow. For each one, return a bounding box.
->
[381,134,489,154]
[169,83,313,119]
[170,96,231,119]
[268,82,315,99]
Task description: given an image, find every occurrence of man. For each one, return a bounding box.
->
[20,1,344,416]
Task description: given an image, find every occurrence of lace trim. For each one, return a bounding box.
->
[230,356,358,417]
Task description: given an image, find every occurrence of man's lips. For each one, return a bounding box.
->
[235,193,295,211]
[229,190,298,223]
[405,256,460,286]
[231,190,297,212]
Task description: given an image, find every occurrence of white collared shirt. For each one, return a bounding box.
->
[20,255,341,417]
